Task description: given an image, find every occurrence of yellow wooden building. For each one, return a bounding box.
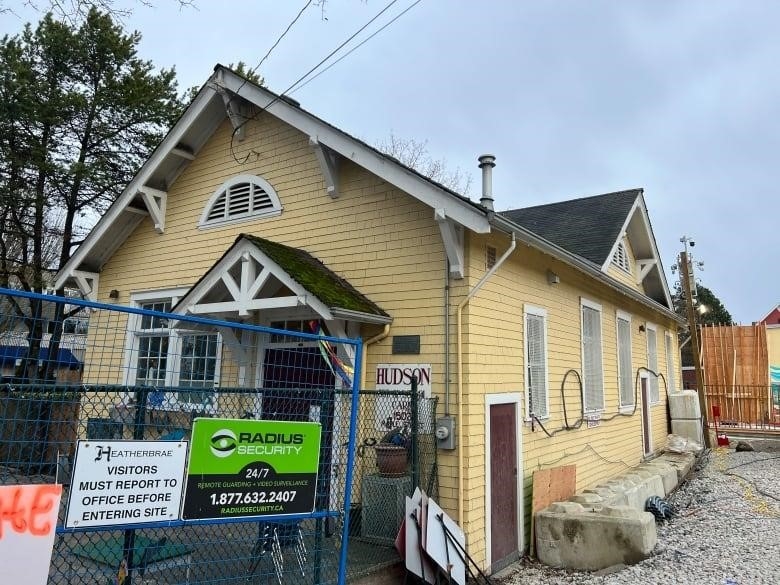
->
[56,65,683,573]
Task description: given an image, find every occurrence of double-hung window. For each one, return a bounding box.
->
[128,289,221,409]
[617,311,633,408]
[665,332,677,394]
[646,324,660,403]
[524,306,549,419]
[581,299,604,412]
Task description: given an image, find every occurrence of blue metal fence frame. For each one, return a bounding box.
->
[0,286,364,585]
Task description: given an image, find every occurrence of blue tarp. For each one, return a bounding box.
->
[771,365,780,384]
[0,345,82,368]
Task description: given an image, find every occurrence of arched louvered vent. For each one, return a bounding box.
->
[199,174,282,227]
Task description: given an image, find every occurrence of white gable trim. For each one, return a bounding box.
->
[214,68,490,233]
[139,186,167,234]
[55,85,220,290]
[176,239,333,321]
[435,208,465,279]
[602,196,641,274]
[599,194,673,309]
[309,136,340,198]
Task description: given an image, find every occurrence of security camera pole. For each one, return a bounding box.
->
[679,238,712,448]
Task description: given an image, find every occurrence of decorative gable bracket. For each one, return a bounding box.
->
[72,270,99,301]
[636,258,657,284]
[435,208,465,279]
[217,83,251,142]
[181,244,332,321]
[138,186,167,234]
[309,136,340,198]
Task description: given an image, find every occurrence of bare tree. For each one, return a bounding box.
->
[375,132,473,196]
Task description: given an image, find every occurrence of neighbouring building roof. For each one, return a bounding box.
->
[0,346,82,368]
[501,189,640,267]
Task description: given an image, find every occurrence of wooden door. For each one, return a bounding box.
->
[489,403,519,570]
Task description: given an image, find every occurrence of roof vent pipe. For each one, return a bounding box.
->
[478,154,496,211]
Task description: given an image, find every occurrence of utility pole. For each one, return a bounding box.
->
[679,243,712,448]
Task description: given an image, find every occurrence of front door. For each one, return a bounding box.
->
[641,376,652,455]
[489,403,519,571]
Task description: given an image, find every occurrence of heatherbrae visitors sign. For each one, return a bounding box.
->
[182,418,322,520]
[65,440,187,528]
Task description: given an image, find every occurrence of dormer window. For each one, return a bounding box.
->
[199,174,282,228]
[612,241,631,274]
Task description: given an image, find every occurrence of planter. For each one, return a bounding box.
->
[375,444,408,477]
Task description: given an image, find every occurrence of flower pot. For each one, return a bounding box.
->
[375,444,408,477]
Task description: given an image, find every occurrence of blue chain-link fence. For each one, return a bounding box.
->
[0,287,437,584]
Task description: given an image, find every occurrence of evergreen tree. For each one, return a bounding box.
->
[672,281,734,367]
[0,9,184,380]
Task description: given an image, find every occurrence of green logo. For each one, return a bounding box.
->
[210,429,237,457]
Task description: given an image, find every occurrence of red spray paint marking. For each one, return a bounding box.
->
[0,484,62,539]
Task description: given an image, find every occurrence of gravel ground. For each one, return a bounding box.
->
[500,439,780,585]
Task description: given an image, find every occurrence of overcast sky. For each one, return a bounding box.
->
[2,1,777,323]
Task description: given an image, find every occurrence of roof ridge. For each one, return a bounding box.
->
[502,188,642,214]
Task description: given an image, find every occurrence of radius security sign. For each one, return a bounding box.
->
[182,418,322,520]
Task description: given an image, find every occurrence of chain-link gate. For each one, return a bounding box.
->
[0,287,437,584]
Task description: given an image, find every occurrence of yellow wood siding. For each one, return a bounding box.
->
[768,327,780,368]
[460,232,679,567]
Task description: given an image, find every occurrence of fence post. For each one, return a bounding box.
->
[411,375,419,493]
[123,386,148,585]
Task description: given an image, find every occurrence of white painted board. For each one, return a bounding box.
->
[0,484,62,585]
[404,488,436,584]
[65,440,187,528]
[425,497,466,585]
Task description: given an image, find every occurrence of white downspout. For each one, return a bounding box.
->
[456,232,516,527]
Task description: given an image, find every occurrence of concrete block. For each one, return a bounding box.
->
[569,493,603,510]
[642,462,678,495]
[671,419,704,445]
[668,391,701,420]
[658,452,695,481]
[536,505,657,570]
[546,501,584,514]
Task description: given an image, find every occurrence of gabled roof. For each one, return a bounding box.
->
[499,188,675,311]
[502,189,640,266]
[55,65,490,292]
[760,304,780,324]
[171,234,389,324]
[54,64,679,322]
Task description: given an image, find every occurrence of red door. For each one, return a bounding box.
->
[490,403,519,571]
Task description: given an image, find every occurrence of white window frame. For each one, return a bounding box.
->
[198,174,282,229]
[523,305,549,421]
[646,323,660,404]
[665,332,677,394]
[612,240,631,274]
[581,298,605,413]
[124,288,222,411]
[616,310,634,410]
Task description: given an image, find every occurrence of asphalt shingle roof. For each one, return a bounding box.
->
[500,189,641,266]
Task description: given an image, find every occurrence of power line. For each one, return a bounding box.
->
[291,0,423,94]
[252,0,314,77]
[229,0,402,164]
[228,0,315,115]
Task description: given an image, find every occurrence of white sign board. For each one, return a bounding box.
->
[65,440,188,528]
[375,363,432,432]
[0,484,62,585]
